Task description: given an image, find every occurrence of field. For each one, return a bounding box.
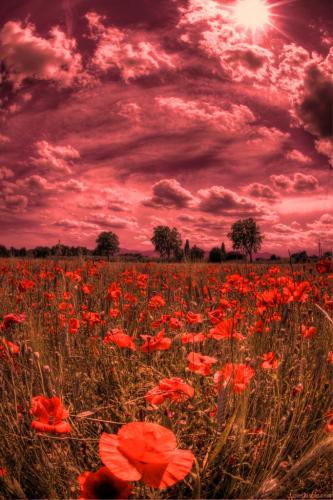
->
[0,259,333,499]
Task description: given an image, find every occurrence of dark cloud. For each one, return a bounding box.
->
[143,178,195,208]
[295,64,333,139]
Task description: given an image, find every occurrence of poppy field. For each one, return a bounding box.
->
[1,259,333,499]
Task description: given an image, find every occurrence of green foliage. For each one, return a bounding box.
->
[228,218,264,262]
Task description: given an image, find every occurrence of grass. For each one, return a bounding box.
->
[0,259,332,499]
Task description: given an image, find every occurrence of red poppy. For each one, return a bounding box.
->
[187,352,217,376]
[99,422,194,489]
[301,325,317,338]
[186,312,203,324]
[30,396,71,434]
[316,259,333,274]
[78,467,133,499]
[0,338,19,357]
[107,282,122,302]
[214,363,255,393]
[148,295,166,309]
[69,318,80,335]
[327,351,333,364]
[145,377,194,405]
[181,332,206,344]
[2,313,26,330]
[261,352,280,370]
[141,329,172,352]
[103,329,136,351]
[208,318,244,341]
[18,279,36,292]
[325,410,333,433]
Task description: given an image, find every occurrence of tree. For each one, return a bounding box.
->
[0,245,10,257]
[151,226,182,260]
[190,245,205,261]
[209,247,222,263]
[184,239,190,260]
[227,218,263,262]
[290,251,308,263]
[95,231,119,258]
[221,242,227,261]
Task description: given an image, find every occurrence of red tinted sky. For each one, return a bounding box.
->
[0,0,332,254]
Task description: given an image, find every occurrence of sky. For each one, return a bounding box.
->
[0,0,332,254]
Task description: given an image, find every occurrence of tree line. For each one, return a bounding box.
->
[0,218,329,262]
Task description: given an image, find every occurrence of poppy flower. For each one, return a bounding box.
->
[186,312,203,324]
[141,329,172,353]
[99,422,194,489]
[301,325,317,338]
[104,329,136,351]
[208,318,244,341]
[145,377,194,405]
[325,410,333,433]
[107,282,122,302]
[30,396,71,434]
[327,351,333,364]
[78,467,133,499]
[181,332,206,344]
[187,352,217,376]
[69,318,80,335]
[148,295,166,309]
[261,352,280,370]
[0,338,19,357]
[2,313,26,330]
[214,363,255,393]
[316,259,333,274]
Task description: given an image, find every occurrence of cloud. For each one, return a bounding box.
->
[294,60,333,139]
[58,179,86,192]
[271,172,319,192]
[315,138,333,168]
[30,141,80,175]
[156,97,255,133]
[53,219,98,230]
[0,167,14,180]
[86,213,138,230]
[245,183,279,200]
[0,21,83,88]
[21,175,53,192]
[197,185,259,215]
[143,178,195,208]
[0,134,10,145]
[3,194,28,212]
[85,12,176,81]
[286,149,312,164]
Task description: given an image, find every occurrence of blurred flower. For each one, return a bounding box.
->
[99,422,194,489]
[78,467,133,499]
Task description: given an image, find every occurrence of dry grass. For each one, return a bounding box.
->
[0,259,332,499]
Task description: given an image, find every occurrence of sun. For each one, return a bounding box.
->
[233,0,270,33]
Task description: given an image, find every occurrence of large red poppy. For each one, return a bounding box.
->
[30,396,71,434]
[99,422,194,489]
[78,467,133,499]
